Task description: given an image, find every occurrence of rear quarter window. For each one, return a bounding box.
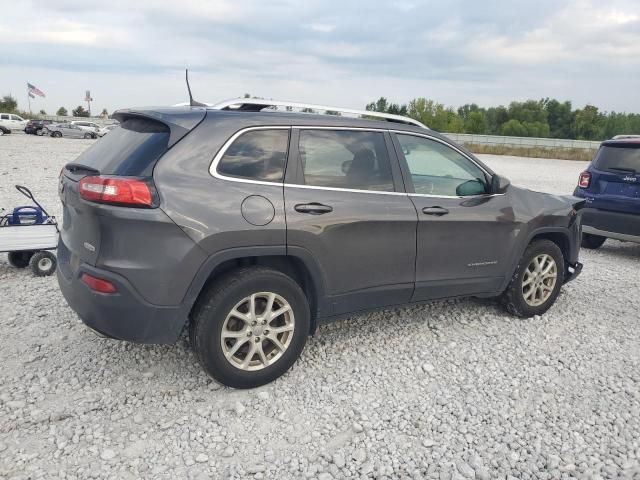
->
[594,145,640,172]
[216,129,289,183]
[70,118,170,176]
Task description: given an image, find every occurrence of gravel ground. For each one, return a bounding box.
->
[1,134,639,479]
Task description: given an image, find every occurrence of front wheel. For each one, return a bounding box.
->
[501,239,564,318]
[190,267,310,388]
[52,131,62,138]
[581,233,606,249]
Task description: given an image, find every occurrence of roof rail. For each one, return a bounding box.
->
[209,98,428,129]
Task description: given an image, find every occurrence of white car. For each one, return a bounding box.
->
[97,124,119,137]
[0,113,28,134]
[70,121,101,135]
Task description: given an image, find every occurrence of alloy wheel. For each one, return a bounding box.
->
[522,254,558,307]
[220,292,295,371]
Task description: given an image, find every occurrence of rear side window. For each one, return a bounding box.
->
[217,129,289,183]
[298,130,394,192]
[70,118,170,176]
[594,145,640,172]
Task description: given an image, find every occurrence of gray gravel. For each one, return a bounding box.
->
[1,134,639,479]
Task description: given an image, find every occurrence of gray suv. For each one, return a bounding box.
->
[57,99,584,388]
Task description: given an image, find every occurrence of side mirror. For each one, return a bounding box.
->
[341,160,352,174]
[491,174,511,194]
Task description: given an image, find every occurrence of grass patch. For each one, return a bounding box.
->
[464,143,597,161]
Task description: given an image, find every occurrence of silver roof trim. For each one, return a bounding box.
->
[208,98,429,129]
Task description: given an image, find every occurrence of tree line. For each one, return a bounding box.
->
[365,97,640,141]
[0,94,108,118]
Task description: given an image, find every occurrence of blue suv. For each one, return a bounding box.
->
[574,136,640,249]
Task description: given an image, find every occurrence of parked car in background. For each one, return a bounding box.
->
[574,137,640,248]
[70,121,101,135]
[43,123,97,139]
[57,98,584,388]
[97,124,119,137]
[25,119,54,135]
[0,113,28,134]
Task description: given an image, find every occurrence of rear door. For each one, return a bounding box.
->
[391,132,517,301]
[284,127,417,316]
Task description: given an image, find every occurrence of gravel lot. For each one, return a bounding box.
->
[1,134,639,480]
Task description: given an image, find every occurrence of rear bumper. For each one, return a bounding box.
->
[581,207,640,241]
[56,241,185,344]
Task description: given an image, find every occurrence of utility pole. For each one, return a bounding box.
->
[85,90,93,116]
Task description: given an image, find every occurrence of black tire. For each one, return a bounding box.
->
[581,233,606,249]
[83,132,92,139]
[190,266,310,389]
[7,251,35,268]
[53,131,62,138]
[29,251,57,276]
[500,239,564,318]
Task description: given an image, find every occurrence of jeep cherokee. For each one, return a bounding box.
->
[57,99,584,388]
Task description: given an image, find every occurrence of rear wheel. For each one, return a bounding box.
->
[190,267,310,388]
[501,239,564,318]
[581,233,606,249]
[29,251,57,276]
[8,251,35,268]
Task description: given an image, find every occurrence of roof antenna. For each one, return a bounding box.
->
[185,69,206,107]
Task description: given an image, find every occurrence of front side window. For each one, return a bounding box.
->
[396,134,488,196]
[217,129,289,183]
[11,115,23,121]
[298,130,394,191]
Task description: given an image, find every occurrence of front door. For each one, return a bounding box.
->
[284,128,418,317]
[392,132,518,301]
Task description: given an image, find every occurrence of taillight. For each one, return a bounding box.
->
[79,176,155,207]
[578,171,591,188]
[81,273,117,294]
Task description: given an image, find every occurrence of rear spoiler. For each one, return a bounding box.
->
[113,107,206,148]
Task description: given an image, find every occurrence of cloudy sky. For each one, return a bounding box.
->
[1,0,639,115]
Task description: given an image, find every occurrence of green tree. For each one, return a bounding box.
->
[0,95,18,112]
[72,105,89,117]
[500,119,528,137]
[39,109,46,115]
[574,105,604,140]
[56,107,68,116]
[464,111,488,134]
[544,99,573,138]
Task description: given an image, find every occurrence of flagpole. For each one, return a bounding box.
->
[27,83,31,114]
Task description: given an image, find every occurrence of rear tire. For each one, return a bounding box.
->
[500,239,564,318]
[8,251,35,268]
[190,267,310,389]
[581,233,606,249]
[29,251,57,276]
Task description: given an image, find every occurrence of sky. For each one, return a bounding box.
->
[1,0,640,115]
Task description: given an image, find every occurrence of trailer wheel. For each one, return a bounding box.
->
[30,251,57,276]
[8,251,35,268]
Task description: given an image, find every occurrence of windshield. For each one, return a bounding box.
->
[594,145,640,173]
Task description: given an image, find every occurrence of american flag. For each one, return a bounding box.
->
[27,82,45,98]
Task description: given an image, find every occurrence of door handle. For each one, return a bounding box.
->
[422,206,449,216]
[294,203,333,215]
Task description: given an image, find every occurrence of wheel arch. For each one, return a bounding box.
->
[181,247,327,334]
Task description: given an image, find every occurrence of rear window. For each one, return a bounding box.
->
[594,145,640,172]
[70,118,170,176]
